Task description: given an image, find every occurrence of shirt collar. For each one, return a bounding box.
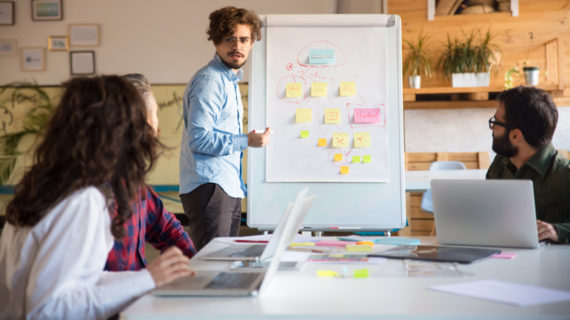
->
[524,143,557,177]
[213,53,243,82]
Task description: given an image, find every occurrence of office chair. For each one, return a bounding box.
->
[421,161,466,235]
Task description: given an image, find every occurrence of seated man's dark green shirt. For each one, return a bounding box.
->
[486,143,570,243]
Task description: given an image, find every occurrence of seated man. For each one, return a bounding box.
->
[487,86,569,243]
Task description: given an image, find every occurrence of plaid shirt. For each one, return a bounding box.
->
[105,186,196,271]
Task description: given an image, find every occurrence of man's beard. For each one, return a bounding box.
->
[492,131,518,157]
[221,52,247,70]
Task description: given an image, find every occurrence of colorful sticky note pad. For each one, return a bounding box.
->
[353,108,381,124]
[332,133,349,148]
[353,269,369,278]
[311,82,328,97]
[353,132,371,148]
[362,155,372,163]
[286,82,303,98]
[308,49,335,65]
[339,81,357,96]
[318,138,327,147]
[352,156,361,163]
[300,130,309,138]
[333,154,343,162]
[295,108,312,123]
[324,108,341,124]
[340,166,349,175]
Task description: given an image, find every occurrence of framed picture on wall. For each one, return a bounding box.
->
[48,35,68,51]
[70,50,95,75]
[0,39,16,55]
[31,0,63,21]
[68,24,100,46]
[0,1,15,25]
[21,47,46,72]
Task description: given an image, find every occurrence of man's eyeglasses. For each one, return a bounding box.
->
[488,116,510,130]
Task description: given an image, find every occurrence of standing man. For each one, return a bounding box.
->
[180,6,272,251]
[487,86,569,243]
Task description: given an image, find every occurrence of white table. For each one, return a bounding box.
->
[121,237,570,320]
[405,169,487,192]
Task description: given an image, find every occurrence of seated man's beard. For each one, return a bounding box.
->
[492,131,518,157]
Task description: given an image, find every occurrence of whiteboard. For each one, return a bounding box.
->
[247,14,405,231]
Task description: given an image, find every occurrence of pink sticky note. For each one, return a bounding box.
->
[353,108,381,124]
[315,240,351,247]
[490,252,517,260]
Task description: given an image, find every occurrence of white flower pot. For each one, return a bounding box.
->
[408,75,421,89]
[451,72,490,88]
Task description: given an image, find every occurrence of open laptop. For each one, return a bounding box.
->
[152,187,316,296]
[431,179,539,249]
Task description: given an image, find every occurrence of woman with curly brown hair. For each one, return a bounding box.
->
[0,75,194,319]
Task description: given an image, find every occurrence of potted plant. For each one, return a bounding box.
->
[403,33,432,89]
[523,65,540,86]
[0,82,55,184]
[438,29,500,87]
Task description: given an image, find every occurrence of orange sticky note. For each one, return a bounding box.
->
[286,82,303,98]
[324,108,341,124]
[311,82,328,97]
[334,154,343,162]
[339,81,356,96]
[340,166,349,175]
[318,138,327,147]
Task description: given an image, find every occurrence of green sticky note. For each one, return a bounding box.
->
[300,130,309,138]
[352,156,361,163]
[362,155,372,163]
[353,268,369,278]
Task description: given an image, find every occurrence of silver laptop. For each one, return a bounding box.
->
[431,179,539,249]
[152,188,316,296]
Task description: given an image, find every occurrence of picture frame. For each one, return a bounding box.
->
[0,1,14,25]
[0,39,16,55]
[21,47,46,72]
[31,0,63,21]
[68,24,100,47]
[70,50,95,75]
[48,35,68,51]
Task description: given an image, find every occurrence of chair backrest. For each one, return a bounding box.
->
[421,161,467,214]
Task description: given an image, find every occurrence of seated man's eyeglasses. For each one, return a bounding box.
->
[488,116,511,130]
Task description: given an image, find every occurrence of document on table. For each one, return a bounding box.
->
[430,280,570,306]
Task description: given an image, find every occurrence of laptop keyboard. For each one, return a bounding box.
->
[205,272,260,289]
[229,245,265,257]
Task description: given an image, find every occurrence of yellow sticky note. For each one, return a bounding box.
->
[346,244,373,252]
[290,242,316,247]
[300,130,309,138]
[353,132,371,148]
[353,268,369,278]
[352,156,361,163]
[317,270,340,277]
[324,108,341,124]
[295,108,312,123]
[363,155,372,163]
[332,133,349,148]
[317,138,327,147]
[339,81,357,97]
[340,166,349,175]
[311,82,328,97]
[334,153,343,162]
[286,82,303,98]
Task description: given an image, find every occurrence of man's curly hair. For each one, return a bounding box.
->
[207,6,262,45]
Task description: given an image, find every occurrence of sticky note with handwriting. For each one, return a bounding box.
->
[339,81,356,97]
[295,108,312,123]
[286,82,303,98]
[332,133,349,148]
[311,82,328,97]
[324,108,341,124]
[353,132,371,148]
[353,108,381,124]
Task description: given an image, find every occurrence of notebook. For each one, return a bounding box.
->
[152,187,315,296]
[431,179,539,249]
[370,245,500,264]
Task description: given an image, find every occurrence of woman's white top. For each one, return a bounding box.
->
[0,187,155,319]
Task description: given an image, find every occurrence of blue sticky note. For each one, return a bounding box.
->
[374,238,421,245]
[309,49,335,65]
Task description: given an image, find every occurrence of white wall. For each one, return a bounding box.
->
[0,0,338,85]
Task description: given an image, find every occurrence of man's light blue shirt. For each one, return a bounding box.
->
[179,54,248,198]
